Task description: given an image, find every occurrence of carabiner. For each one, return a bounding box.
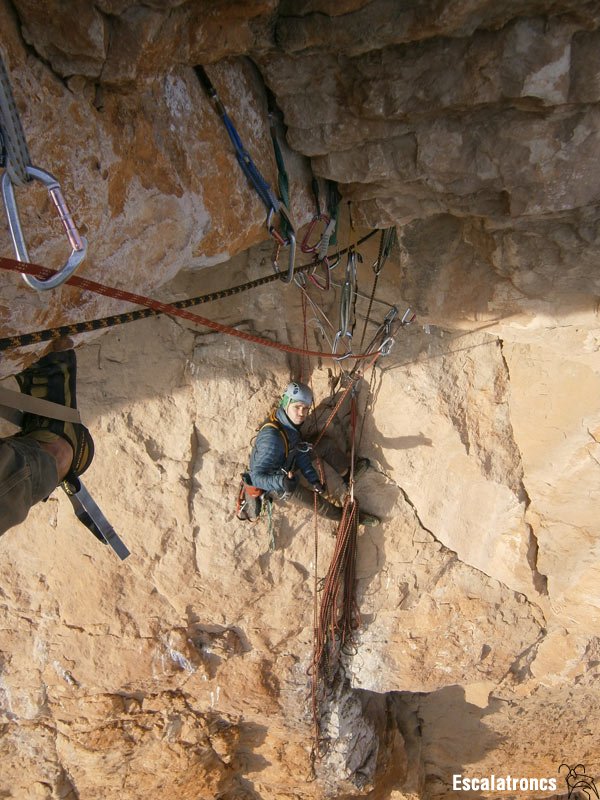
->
[301,213,330,254]
[267,205,296,284]
[308,256,331,291]
[385,306,399,324]
[280,229,296,284]
[379,336,395,356]
[296,441,314,453]
[332,330,353,359]
[325,250,341,271]
[401,306,416,325]
[2,165,87,291]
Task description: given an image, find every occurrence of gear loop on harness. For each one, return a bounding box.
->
[2,166,88,291]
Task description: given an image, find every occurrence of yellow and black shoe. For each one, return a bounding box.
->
[15,349,94,485]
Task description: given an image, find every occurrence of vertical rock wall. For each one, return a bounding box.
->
[1,1,600,798]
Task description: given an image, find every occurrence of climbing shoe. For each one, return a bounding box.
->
[15,349,94,485]
[358,511,380,527]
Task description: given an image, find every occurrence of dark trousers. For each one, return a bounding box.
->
[283,435,349,521]
[0,438,58,535]
[287,482,344,521]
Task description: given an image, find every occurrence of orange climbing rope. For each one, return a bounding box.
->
[309,391,362,760]
[0,255,381,362]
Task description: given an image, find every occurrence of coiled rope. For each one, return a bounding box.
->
[310,393,363,761]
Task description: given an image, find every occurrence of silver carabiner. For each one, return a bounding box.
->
[1,165,87,290]
[379,336,395,356]
[333,329,353,359]
[267,205,296,284]
[401,306,416,325]
[385,306,399,325]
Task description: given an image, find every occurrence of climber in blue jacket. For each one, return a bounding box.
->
[243,381,379,525]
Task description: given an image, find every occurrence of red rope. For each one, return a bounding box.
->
[310,387,364,758]
[301,290,309,382]
[0,256,377,362]
[311,495,359,684]
[313,350,380,447]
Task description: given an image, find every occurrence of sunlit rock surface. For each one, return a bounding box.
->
[1,1,600,797]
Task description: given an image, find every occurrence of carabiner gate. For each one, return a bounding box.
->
[2,165,87,291]
[300,213,330,254]
[267,204,296,284]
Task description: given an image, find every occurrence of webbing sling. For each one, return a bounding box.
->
[0,385,82,424]
[63,480,130,561]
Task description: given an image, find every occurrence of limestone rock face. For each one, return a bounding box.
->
[1,1,600,798]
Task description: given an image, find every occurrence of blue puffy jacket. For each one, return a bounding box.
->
[249,407,319,495]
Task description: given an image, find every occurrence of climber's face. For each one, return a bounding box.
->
[287,401,310,426]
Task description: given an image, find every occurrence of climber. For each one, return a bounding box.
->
[238,381,380,526]
[0,349,94,536]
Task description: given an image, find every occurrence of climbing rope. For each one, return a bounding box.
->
[358,226,396,351]
[0,255,390,363]
[0,231,378,353]
[310,488,361,756]
[0,50,87,290]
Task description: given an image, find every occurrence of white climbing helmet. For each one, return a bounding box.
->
[280,381,313,410]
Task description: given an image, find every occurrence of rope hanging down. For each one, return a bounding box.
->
[0,255,386,362]
[359,226,396,351]
[310,389,363,760]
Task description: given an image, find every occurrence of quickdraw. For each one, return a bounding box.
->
[301,213,331,255]
[332,246,359,356]
[302,179,338,291]
[195,64,297,283]
[0,51,87,290]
